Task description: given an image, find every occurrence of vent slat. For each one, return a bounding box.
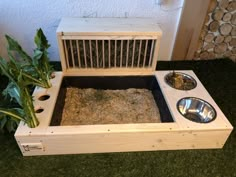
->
[102,40,105,68]
[70,40,75,67]
[131,40,136,67]
[120,40,123,68]
[149,40,154,67]
[83,40,87,68]
[114,40,117,67]
[63,40,69,68]
[137,40,142,67]
[126,40,129,67]
[108,40,111,68]
[76,40,81,67]
[143,40,148,67]
[89,40,93,68]
[96,40,99,68]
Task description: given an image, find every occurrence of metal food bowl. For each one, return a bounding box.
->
[165,72,197,90]
[177,97,216,123]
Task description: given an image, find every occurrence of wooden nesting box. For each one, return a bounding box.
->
[14,18,233,156]
[56,17,162,76]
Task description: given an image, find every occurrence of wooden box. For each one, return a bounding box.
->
[14,18,233,156]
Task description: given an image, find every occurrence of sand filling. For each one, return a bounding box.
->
[60,88,161,125]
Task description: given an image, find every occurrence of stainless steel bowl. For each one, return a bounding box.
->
[165,72,197,90]
[177,97,216,123]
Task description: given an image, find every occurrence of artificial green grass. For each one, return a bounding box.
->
[0,59,235,177]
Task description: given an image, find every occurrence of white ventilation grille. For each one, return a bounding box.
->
[57,18,162,76]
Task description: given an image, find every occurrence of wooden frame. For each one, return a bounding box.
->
[56,18,162,76]
[172,0,211,60]
[14,71,233,156]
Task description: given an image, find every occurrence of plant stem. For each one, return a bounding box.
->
[0,109,24,121]
[23,87,39,128]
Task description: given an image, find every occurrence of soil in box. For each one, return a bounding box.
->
[50,76,174,126]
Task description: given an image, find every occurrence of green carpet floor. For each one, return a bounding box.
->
[0,59,235,177]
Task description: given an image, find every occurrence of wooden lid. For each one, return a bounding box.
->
[57,17,162,36]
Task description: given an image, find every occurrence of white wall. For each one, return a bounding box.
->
[0,0,184,61]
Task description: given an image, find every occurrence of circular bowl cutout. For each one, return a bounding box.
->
[177,97,216,123]
[165,72,197,90]
[35,108,44,114]
[50,72,55,79]
[38,94,50,101]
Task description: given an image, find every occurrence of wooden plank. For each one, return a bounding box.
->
[63,40,70,68]
[64,68,154,76]
[172,0,211,60]
[152,38,161,70]
[16,129,231,156]
[149,40,154,67]
[76,40,81,67]
[96,40,99,67]
[57,35,67,71]
[143,40,148,67]
[69,40,75,67]
[126,40,129,67]
[83,40,87,68]
[131,40,136,67]
[89,40,93,68]
[137,40,142,67]
[56,18,162,36]
[61,35,159,40]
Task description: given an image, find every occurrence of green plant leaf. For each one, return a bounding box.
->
[5,117,19,132]
[0,108,25,121]
[33,49,43,66]
[2,82,21,106]
[34,28,50,49]
[21,64,39,78]
[5,35,32,63]
[0,57,15,83]
[0,116,7,129]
